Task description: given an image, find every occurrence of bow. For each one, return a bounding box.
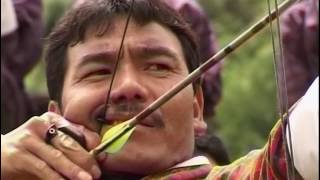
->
[95,0,136,154]
[266,0,295,178]
[89,0,298,178]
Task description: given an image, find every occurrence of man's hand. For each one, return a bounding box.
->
[1,112,101,180]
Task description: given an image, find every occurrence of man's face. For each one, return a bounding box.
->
[61,17,205,174]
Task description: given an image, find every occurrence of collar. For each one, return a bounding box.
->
[169,156,211,170]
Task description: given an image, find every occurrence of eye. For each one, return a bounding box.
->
[94,69,112,75]
[84,68,112,78]
[147,63,170,72]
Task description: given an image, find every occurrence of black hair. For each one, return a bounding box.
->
[45,0,201,103]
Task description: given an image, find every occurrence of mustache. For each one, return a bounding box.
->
[105,102,146,116]
[96,102,165,128]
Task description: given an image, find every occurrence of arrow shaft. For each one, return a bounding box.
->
[94,0,296,155]
[131,0,295,126]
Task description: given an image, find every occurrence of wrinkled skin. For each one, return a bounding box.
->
[1,17,206,179]
[63,17,206,174]
[1,112,101,180]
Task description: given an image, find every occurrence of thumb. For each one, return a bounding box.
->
[48,100,62,114]
[47,101,101,150]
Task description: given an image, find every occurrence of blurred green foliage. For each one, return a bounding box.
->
[25,0,281,161]
[44,0,73,36]
[199,0,279,160]
[24,0,72,95]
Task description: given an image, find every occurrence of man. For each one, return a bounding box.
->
[208,76,318,179]
[163,0,222,120]
[71,0,229,173]
[2,1,208,179]
[1,0,318,179]
[72,0,229,166]
[162,0,229,166]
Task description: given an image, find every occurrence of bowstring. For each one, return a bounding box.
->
[273,0,296,178]
[97,3,298,174]
[102,0,135,123]
[266,0,295,179]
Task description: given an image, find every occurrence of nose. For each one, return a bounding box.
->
[110,67,148,104]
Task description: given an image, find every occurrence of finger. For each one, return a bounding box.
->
[23,135,93,180]
[51,130,101,179]
[2,132,63,180]
[41,112,101,150]
[25,113,101,179]
[82,128,100,150]
[96,152,107,163]
[13,149,64,180]
[57,126,87,149]
[23,113,63,140]
[40,113,87,148]
[67,124,101,150]
[48,100,62,114]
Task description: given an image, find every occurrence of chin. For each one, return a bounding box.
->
[99,143,184,175]
[100,148,193,177]
[100,153,170,175]
[98,127,194,175]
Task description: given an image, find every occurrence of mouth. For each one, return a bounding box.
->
[93,105,164,131]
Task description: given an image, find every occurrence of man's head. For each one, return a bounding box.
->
[45,0,206,175]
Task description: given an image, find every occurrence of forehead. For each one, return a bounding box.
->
[67,17,186,64]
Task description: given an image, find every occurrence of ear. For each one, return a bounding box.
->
[193,87,207,137]
[48,100,63,115]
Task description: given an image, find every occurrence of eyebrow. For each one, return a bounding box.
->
[77,43,180,68]
[77,50,117,68]
[132,44,180,62]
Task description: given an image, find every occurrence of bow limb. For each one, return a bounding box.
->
[266,0,297,179]
[102,0,135,121]
[91,0,136,155]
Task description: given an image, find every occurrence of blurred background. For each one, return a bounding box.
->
[24,0,279,161]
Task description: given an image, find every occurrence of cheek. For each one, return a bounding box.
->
[61,85,105,129]
[163,86,195,143]
[166,85,194,122]
[149,75,195,135]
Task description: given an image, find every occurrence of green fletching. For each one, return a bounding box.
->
[100,120,136,154]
